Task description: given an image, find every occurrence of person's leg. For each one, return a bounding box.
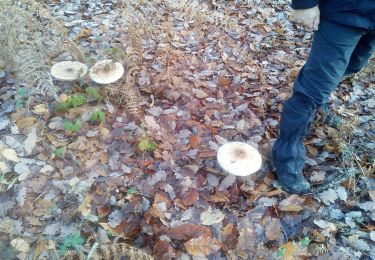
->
[344,31,375,75]
[273,20,368,194]
[319,31,375,127]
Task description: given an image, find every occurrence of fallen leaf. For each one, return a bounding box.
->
[264,217,281,241]
[184,236,222,256]
[75,28,92,40]
[11,238,30,253]
[218,174,236,191]
[189,135,201,149]
[78,195,93,217]
[279,195,305,212]
[24,127,37,155]
[280,241,297,260]
[218,75,231,87]
[16,116,37,130]
[167,224,211,241]
[221,223,238,250]
[32,104,49,114]
[318,188,338,205]
[200,208,224,225]
[181,189,199,206]
[1,148,19,162]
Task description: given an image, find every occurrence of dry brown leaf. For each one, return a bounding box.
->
[167,224,211,241]
[279,195,305,212]
[16,116,37,129]
[181,189,199,206]
[218,76,231,87]
[281,241,297,260]
[24,126,37,155]
[205,193,229,203]
[78,195,92,217]
[184,235,222,256]
[75,28,92,40]
[221,223,238,250]
[32,104,49,115]
[189,135,201,149]
[264,217,281,241]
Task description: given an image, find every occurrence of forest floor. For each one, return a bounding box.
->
[0,0,374,259]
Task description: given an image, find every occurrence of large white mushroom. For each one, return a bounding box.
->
[217,142,262,176]
[89,60,124,84]
[50,61,88,81]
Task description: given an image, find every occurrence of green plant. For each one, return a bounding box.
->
[0,171,17,192]
[90,110,106,124]
[63,119,82,133]
[300,236,310,248]
[127,187,138,195]
[85,86,102,101]
[138,136,156,152]
[15,86,28,110]
[53,147,65,157]
[56,93,86,111]
[59,233,85,256]
[277,247,286,257]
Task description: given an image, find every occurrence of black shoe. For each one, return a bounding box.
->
[274,170,311,195]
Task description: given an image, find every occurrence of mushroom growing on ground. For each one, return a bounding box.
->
[217,142,262,176]
[89,59,124,84]
[50,61,88,81]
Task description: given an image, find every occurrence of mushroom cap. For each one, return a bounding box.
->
[217,142,262,176]
[51,61,88,81]
[89,60,124,84]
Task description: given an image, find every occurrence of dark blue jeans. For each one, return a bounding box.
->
[273,20,375,176]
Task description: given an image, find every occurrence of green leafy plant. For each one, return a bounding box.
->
[300,236,310,248]
[127,187,138,195]
[59,233,85,256]
[90,110,106,124]
[138,136,156,152]
[56,93,86,111]
[277,247,286,257]
[85,86,102,101]
[0,171,17,192]
[15,86,28,110]
[63,119,82,133]
[53,147,65,157]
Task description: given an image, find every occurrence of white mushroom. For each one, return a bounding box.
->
[217,142,262,176]
[89,60,124,84]
[50,61,88,81]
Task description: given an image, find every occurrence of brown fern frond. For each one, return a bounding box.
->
[61,250,84,260]
[0,0,82,98]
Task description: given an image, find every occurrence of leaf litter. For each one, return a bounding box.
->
[0,0,374,259]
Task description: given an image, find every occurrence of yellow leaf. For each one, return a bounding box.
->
[78,195,92,217]
[281,242,297,260]
[1,148,19,162]
[32,104,49,114]
[11,238,30,252]
[16,116,37,129]
[184,236,222,256]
